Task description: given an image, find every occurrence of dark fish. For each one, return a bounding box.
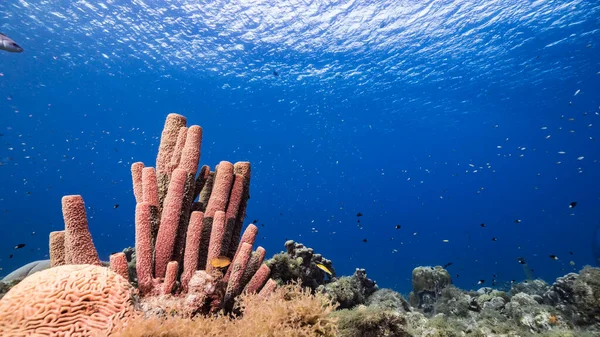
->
[273,70,279,77]
[356,212,363,217]
[492,237,498,241]
[362,238,367,243]
[511,280,516,284]
[14,243,25,249]
[477,280,485,285]
[9,254,13,259]
[569,251,573,255]
[517,257,526,264]
[549,255,558,260]
[443,262,453,268]
[395,225,401,229]
[569,201,577,208]
[113,204,119,209]
[514,219,522,223]
[252,219,258,224]
[480,223,486,227]
[261,223,265,227]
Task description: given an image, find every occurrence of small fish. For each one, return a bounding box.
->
[362,238,368,243]
[491,237,498,241]
[569,251,574,255]
[569,202,577,208]
[356,212,363,217]
[210,256,231,268]
[480,223,486,227]
[477,280,485,285]
[0,33,23,53]
[395,225,401,229]
[517,257,526,264]
[442,262,453,268]
[514,219,522,224]
[549,255,558,260]
[113,204,119,209]
[315,263,332,276]
[9,254,13,259]
[14,243,26,249]
[252,219,258,224]
[574,89,580,96]
[442,239,449,243]
[273,70,279,77]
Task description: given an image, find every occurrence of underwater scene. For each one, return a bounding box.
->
[1,0,599,336]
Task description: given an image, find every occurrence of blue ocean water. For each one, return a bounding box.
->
[0,0,598,294]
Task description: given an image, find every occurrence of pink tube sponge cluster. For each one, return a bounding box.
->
[129,113,275,312]
[0,113,277,336]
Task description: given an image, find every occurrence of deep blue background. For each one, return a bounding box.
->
[0,0,599,294]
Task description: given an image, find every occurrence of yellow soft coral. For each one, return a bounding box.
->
[113,283,338,337]
[0,264,136,337]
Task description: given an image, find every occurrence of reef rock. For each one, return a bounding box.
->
[266,240,335,290]
[366,288,411,313]
[409,266,452,313]
[321,268,377,309]
[543,266,600,325]
[333,304,412,337]
[510,279,550,298]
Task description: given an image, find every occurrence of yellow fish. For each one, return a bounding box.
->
[315,263,332,276]
[210,256,231,268]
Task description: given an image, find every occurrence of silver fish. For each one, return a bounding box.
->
[0,33,23,53]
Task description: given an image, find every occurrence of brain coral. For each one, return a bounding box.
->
[0,264,136,337]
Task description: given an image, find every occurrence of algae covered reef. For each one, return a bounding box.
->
[1,113,600,337]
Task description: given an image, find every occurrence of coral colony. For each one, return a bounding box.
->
[1,113,600,337]
[0,114,276,335]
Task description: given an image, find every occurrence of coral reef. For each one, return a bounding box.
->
[403,266,600,336]
[321,268,378,309]
[2,113,600,337]
[334,305,411,337]
[543,266,600,326]
[366,288,411,313]
[266,240,335,290]
[409,266,452,313]
[112,283,338,337]
[0,113,275,336]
